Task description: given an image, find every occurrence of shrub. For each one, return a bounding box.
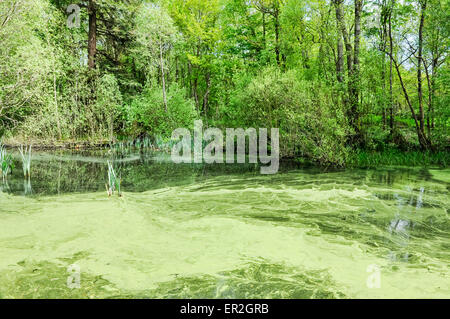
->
[229,67,351,166]
[126,84,197,138]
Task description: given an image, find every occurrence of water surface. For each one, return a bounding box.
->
[0,150,448,298]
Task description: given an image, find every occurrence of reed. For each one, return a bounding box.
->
[110,135,155,156]
[142,136,152,149]
[18,145,32,178]
[154,135,175,151]
[106,160,122,197]
[0,142,14,181]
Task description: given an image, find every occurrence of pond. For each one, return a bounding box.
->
[0,149,448,298]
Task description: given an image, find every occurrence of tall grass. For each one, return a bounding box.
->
[18,145,32,178]
[106,160,122,197]
[154,135,176,151]
[0,142,14,181]
[110,135,154,155]
[348,149,449,168]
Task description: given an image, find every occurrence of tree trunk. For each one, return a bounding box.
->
[160,41,167,113]
[175,56,179,84]
[333,0,362,142]
[350,0,362,136]
[388,4,394,135]
[417,0,426,138]
[88,0,97,69]
[202,72,211,118]
[274,10,280,65]
[389,52,429,150]
[48,35,62,140]
[109,114,113,142]
[430,57,437,129]
[381,54,386,129]
[353,0,362,74]
[53,71,62,140]
[336,17,344,83]
[334,0,352,76]
[262,12,266,49]
[423,57,434,137]
[380,1,389,130]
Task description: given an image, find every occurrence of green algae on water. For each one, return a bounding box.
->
[0,154,449,299]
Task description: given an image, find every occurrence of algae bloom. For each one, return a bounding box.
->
[0,151,448,298]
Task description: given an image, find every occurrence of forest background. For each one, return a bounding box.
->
[0,0,448,166]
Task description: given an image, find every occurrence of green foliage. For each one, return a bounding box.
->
[362,125,392,152]
[0,0,448,166]
[96,74,123,141]
[127,84,197,137]
[230,68,351,166]
[0,0,52,131]
[133,3,178,79]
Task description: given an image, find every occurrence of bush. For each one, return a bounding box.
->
[96,74,123,141]
[229,67,351,166]
[127,84,197,137]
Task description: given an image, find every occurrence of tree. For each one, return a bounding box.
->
[382,0,437,149]
[96,74,122,142]
[254,0,284,66]
[169,0,221,116]
[135,3,178,113]
[0,0,52,134]
[332,0,363,142]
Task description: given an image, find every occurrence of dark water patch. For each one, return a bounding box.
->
[246,215,291,222]
[133,262,346,299]
[0,259,116,299]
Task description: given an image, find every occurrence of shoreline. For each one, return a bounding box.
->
[2,140,113,150]
[2,139,448,169]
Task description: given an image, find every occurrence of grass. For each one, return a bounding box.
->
[347,148,449,168]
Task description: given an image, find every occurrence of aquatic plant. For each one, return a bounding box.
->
[154,135,176,151]
[106,160,122,197]
[23,178,32,195]
[110,135,155,157]
[142,136,152,149]
[18,145,32,178]
[135,137,141,149]
[0,143,14,181]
